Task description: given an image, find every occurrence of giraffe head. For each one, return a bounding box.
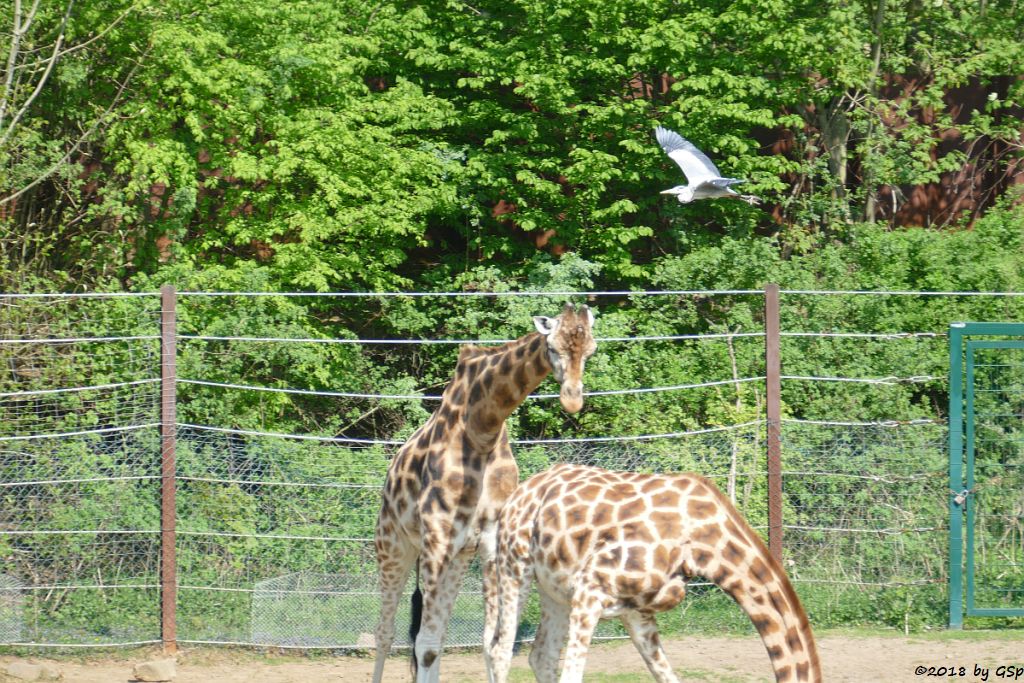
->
[533,304,597,414]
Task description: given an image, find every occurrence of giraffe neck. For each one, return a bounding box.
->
[446,332,551,449]
[689,493,822,682]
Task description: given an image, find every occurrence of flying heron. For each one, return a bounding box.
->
[655,126,759,205]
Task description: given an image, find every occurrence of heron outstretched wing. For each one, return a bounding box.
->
[707,177,745,189]
[655,127,721,184]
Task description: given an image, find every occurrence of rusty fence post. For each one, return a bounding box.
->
[160,285,178,654]
[764,283,783,563]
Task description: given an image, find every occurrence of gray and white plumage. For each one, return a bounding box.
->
[655,126,759,205]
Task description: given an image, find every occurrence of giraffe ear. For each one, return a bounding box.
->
[533,316,559,336]
[583,305,595,329]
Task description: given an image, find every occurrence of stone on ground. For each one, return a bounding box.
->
[4,661,61,681]
[131,658,177,682]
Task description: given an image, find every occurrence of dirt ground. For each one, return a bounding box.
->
[2,631,1022,682]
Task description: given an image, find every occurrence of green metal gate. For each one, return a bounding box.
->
[949,322,1024,627]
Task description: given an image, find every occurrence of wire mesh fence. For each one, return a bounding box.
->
[1,288,1022,650]
[963,344,1024,613]
[0,294,162,646]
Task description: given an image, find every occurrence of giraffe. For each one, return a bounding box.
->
[488,463,822,683]
[372,305,597,683]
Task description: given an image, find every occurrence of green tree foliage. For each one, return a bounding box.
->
[2,0,1024,640]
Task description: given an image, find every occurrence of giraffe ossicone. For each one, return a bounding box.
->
[372,305,597,683]
[488,463,822,683]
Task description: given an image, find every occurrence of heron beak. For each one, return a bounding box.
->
[659,189,675,195]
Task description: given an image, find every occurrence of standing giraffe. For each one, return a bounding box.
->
[488,463,821,683]
[372,305,597,683]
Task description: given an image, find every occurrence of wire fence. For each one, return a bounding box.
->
[1,288,1021,649]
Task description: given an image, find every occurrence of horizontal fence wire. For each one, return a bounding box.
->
[177,376,767,401]
[4,288,1024,649]
[179,332,764,344]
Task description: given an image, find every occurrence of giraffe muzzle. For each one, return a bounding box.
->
[559,382,584,414]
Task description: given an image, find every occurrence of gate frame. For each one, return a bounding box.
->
[948,321,1024,628]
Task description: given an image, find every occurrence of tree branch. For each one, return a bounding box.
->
[0,52,144,207]
[0,0,75,150]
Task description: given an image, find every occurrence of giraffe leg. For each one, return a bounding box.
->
[486,561,531,683]
[478,519,502,682]
[529,594,569,683]
[414,548,473,683]
[372,536,417,683]
[620,611,680,683]
[558,578,608,683]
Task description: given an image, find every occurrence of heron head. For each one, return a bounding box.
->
[532,304,597,414]
[660,185,694,203]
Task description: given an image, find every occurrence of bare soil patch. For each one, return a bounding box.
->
[2,632,1021,682]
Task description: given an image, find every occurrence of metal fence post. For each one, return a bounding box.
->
[765,283,783,563]
[948,323,965,629]
[160,285,178,653]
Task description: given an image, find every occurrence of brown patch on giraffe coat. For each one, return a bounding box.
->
[487,463,518,500]
[687,499,716,519]
[621,522,654,544]
[777,665,793,682]
[767,645,784,661]
[615,574,642,595]
[541,506,561,530]
[722,540,746,565]
[514,364,529,389]
[499,353,513,375]
[653,544,670,568]
[579,484,602,500]
[649,511,681,538]
[750,613,780,635]
[556,537,573,565]
[672,477,693,493]
[422,486,451,515]
[769,589,787,615]
[691,523,722,546]
[709,564,732,586]
[472,409,501,433]
[786,626,804,652]
[796,662,809,680]
[566,505,587,527]
[570,528,592,556]
[468,382,484,405]
[591,503,613,527]
[749,556,772,584]
[650,490,681,508]
[689,482,709,497]
[640,478,663,494]
[609,483,634,500]
[617,498,646,522]
[494,384,517,409]
[624,546,646,572]
[597,547,622,568]
[692,548,713,566]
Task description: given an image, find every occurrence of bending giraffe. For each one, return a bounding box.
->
[488,463,822,683]
[372,305,597,683]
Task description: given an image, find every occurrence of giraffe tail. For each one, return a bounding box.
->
[409,560,423,676]
[712,503,822,682]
